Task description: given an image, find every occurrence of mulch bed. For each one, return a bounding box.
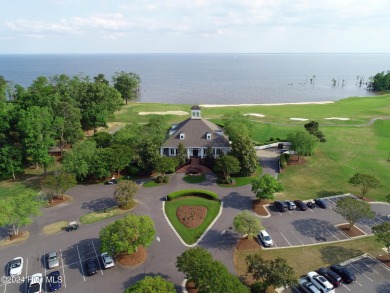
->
[287,155,306,166]
[45,195,71,207]
[236,237,261,250]
[252,200,270,216]
[176,205,207,228]
[117,246,147,266]
[338,224,366,237]
[377,255,390,267]
[186,281,199,293]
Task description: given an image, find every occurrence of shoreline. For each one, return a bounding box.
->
[199,101,334,107]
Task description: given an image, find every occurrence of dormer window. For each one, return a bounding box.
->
[206,133,211,140]
[190,105,201,119]
[180,132,185,140]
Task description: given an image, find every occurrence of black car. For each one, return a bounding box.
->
[104,179,117,185]
[86,259,97,276]
[294,200,308,211]
[314,198,328,209]
[47,271,62,291]
[274,200,288,212]
[317,267,342,287]
[329,264,356,284]
[307,201,316,208]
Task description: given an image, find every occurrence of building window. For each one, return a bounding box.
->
[206,133,211,140]
[180,133,185,140]
[170,148,176,155]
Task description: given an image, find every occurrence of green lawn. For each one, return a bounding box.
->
[165,196,221,245]
[0,179,40,199]
[234,236,385,280]
[218,165,263,187]
[183,174,206,183]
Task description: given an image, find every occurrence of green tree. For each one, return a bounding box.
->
[63,140,97,180]
[304,121,326,142]
[0,145,23,180]
[246,254,297,291]
[177,247,249,293]
[112,71,141,104]
[251,174,283,202]
[99,214,155,257]
[113,180,139,207]
[56,173,77,199]
[335,197,374,230]
[287,131,318,156]
[136,137,161,174]
[155,157,178,178]
[17,106,55,175]
[92,132,112,148]
[0,75,7,102]
[369,71,390,91]
[177,143,187,166]
[229,134,258,177]
[372,222,390,258]
[348,173,382,199]
[41,173,76,201]
[93,73,109,85]
[203,145,215,169]
[223,112,252,141]
[0,191,46,236]
[215,155,240,182]
[125,276,175,293]
[103,144,134,175]
[386,194,390,203]
[233,211,262,240]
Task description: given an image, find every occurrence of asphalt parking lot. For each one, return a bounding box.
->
[0,239,119,293]
[262,195,390,248]
[287,255,390,293]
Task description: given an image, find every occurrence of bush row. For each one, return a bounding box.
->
[166,189,221,202]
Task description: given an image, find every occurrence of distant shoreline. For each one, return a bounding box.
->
[199,101,334,107]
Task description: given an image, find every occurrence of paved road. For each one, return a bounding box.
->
[257,148,281,178]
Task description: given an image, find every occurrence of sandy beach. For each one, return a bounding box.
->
[199,101,334,107]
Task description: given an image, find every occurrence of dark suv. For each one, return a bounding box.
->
[330,264,356,284]
[317,267,342,287]
[274,200,288,212]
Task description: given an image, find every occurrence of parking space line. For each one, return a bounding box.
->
[279,232,291,246]
[60,249,67,288]
[291,231,304,245]
[349,263,374,282]
[291,286,300,293]
[325,227,340,240]
[24,257,28,293]
[328,199,336,205]
[341,283,351,291]
[288,210,292,215]
[308,208,314,213]
[76,245,86,281]
[355,280,363,286]
[3,278,6,293]
[91,241,103,276]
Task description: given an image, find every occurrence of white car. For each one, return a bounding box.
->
[47,251,60,269]
[28,273,43,293]
[299,278,321,293]
[257,230,273,247]
[9,257,23,276]
[101,252,114,269]
[307,271,335,293]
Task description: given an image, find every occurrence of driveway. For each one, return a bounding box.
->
[257,147,281,178]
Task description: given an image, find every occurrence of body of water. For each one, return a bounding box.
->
[1,53,389,104]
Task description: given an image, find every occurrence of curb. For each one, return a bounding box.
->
[162,200,224,248]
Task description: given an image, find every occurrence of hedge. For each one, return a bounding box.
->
[166,189,221,202]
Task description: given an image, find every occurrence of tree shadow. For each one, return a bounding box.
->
[376,282,390,293]
[222,192,252,210]
[123,272,180,292]
[198,228,239,251]
[317,190,344,198]
[197,174,218,186]
[81,197,117,212]
[291,218,341,241]
[319,246,363,265]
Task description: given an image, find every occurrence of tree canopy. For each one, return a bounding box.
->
[372,222,390,257]
[233,211,262,240]
[251,174,283,202]
[288,131,318,156]
[215,155,240,182]
[112,71,141,104]
[229,134,258,177]
[368,71,390,91]
[113,180,139,207]
[335,197,374,230]
[125,275,176,293]
[348,173,382,198]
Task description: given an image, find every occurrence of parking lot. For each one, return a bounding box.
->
[262,195,390,248]
[0,239,119,293]
[287,254,390,293]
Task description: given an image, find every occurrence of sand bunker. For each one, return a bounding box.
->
[290,118,309,121]
[138,111,189,116]
[324,117,350,121]
[245,113,265,118]
[200,101,334,107]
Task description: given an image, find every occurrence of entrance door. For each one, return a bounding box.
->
[193,149,199,157]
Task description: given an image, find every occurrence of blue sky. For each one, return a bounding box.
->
[0,0,389,54]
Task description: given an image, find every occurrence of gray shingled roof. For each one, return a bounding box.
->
[162,118,230,148]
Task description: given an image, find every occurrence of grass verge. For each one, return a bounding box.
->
[0,231,29,247]
[79,205,134,224]
[165,197,221,245]
[42,221,68,235]
[183,174,206,183]
[143,180,162,187]
[218,165,262,187]
[234,236,384,282]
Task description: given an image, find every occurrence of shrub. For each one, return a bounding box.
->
[127,165,140,177]
[156,176,163,183]
[167,189,220,201]
[163,176,170,183]
[280,155,287,169]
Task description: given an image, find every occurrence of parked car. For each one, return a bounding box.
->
[294,200,308,211]
[299,277,321,293]
[285,200,296,210]
[280,148,289,154]
[101,252,114,269]
[86,259,97,276]
[104,179,117,185]
[307,271,335,293]
[28,273,43,293]
[47,271,62,291]
[257,230,273,247]
[329,264,356,284]
[314,198,328,209]
[9,257,23,276]
[307,201,316,209]
[65,221,79,232]
[47,251,59,269]
[274,200,288,212]
[317,267,342,287]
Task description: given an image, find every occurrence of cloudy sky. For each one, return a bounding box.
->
[0,0,389,54]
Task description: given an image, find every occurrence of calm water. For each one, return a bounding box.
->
[1,54,389,104]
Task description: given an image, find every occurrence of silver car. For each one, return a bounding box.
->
[47,251,60,269]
